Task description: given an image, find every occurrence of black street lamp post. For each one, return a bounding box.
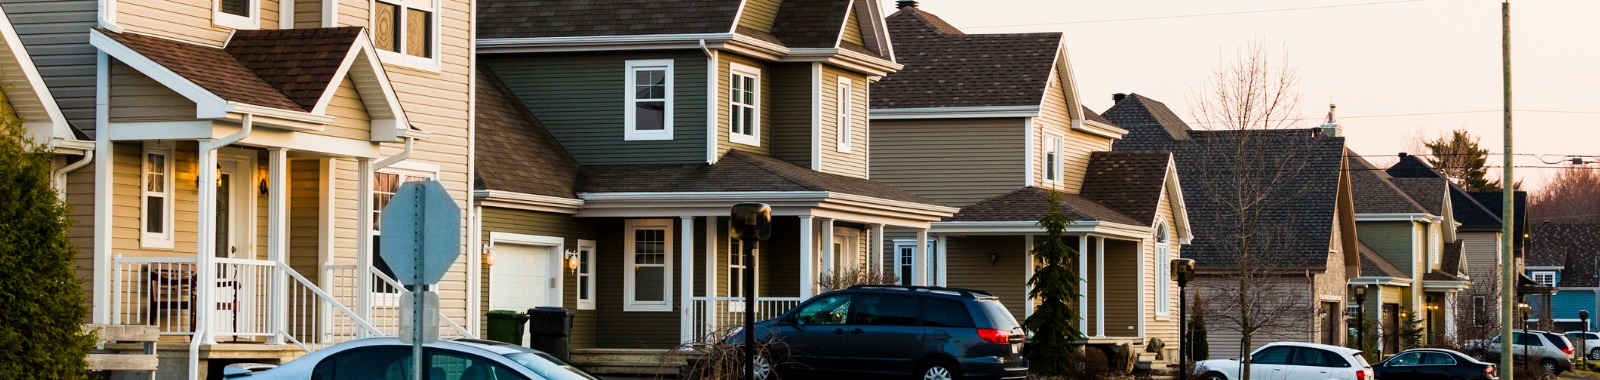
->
[1172,258,1195,380]
[730,203,772,380]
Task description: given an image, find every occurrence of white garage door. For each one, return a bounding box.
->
[489,244,556,312]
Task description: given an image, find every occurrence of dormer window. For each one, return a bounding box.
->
[1532,271,1556,287]
[213,0,259,29]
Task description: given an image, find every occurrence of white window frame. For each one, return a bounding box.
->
[1155,221,1172,318]
[370,162,440,295]
[892,239,933,286]
[727,238,760,313]
[576,239,597,310]
[1532,271,1557,288]
[1043,134,1063,184]
[728,62,761,147]
[370,0,442,71]
[140,142,174,249]
[836,77,854,152]
[212,0,260,30]
[625,60,675,141]
[624,219,674,312]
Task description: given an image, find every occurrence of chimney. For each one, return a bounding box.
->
[897,1,918,9]
[1318,103,1341,137]
[1398,152,1408,158]
[1112,93,1127,102]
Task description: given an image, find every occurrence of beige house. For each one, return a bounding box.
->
[0,0,478,378]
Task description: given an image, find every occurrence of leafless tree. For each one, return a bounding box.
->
[1453,274,1501,358]
[1528,164,1600,224]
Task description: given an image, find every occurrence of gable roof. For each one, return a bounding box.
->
[1386,153,1442,178]
[1359,241,1410,279]
[476,0,743,39]
[1534,224,1600,287]
[1079,151,1171,226]
[872,6,1062,110]
[947,186,1140,226]
[1389,177,1447,215]
[1102,93,1191,151]
[474,67,580,199]
[1347,152,1429,215]
[1437,240,1467,279]
[579,150,940,205]
[97,29,305,111]
[1450,184,1502,231]
[1471,191,1528,253]
[769,0,854,48]
[225,28,365,111]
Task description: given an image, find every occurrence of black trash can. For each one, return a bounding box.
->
[486,310,530,345]
[527,307,574,361]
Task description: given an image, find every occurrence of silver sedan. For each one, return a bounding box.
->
[227,338,599,380]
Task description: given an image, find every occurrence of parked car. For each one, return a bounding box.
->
[1193,342,1373,380]
[1483,330,1573,375]
[1564,331,1600,360]
[224,338,599,380]
[1373,348,1497,380]
[728,285,1027,380]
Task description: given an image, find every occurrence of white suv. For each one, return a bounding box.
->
[1195,342,1374,380]
[1564,331,1600,360]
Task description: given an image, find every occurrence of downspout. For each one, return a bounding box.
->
[191,113,253,380]
[52,147,93,199]
[374,135,414,170]
[701,39,717,164]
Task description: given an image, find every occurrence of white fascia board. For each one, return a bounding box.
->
[49,138,96,155]
[0,8,70,141]
[1422,280,1472,291]
[226,104,334,127]
[1356,213,1436,222]
[783,47,903,75]
[1077,119,1128,139]
[576,191,954,224]
[1525,266,1563,271]
[474,190,584,213]
[1349,277,1413,287]
[106,121,215,140]
[930,220,1150,240]
[1161,154,1195,244]
[871,106,1040,120]
[90,30,230,119]
[476,33,736,53]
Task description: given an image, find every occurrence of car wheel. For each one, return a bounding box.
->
[1590,348,1600,360]
[918,359,963,380]
[742,354,774,380]
[1540,359,1557,375]
[1203,373,1227,380]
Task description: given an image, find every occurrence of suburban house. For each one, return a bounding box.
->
[1345,152,1470,355]
[473,0,957,371]
[867,1,1190,362]
[1106,93,1359,359]
[2,0,480,377]
[1526,223,1600,334]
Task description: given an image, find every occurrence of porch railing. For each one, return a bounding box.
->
[687,296,803,342]
[326,265,474,339]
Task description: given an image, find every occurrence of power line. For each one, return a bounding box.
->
[1184,109,1600,126]
[964,0,1427,29]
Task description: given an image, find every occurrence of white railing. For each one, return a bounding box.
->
[111,255,199,335]
[282,264,380,351]
[331,266,475,339]
[687,297,803,342]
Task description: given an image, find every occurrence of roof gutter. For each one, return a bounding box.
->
[51,148,93,200]
[871,106,1041,120]
[97,0,122,33]
[476,33,735,53]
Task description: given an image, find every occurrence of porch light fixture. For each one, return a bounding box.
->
[481,244,496,267]
[564,249,580,275]
[258,179,269,195]
[989,252,998,265]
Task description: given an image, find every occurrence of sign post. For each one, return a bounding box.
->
[730,203,772,380]
[379,181,461,380]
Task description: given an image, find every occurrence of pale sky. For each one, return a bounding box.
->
[877,0,1600,190]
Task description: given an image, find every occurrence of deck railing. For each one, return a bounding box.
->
[686,296,803,342]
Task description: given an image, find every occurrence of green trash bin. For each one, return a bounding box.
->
[486,310,530,345]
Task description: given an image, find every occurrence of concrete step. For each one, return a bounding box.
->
[569,348,690,376]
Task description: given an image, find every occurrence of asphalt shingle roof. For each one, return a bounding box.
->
[99,28,372,113]
[578,150,940,205]
[1437,240,1466,279]
[477,0,742,39]
[1450,184,1502,231]
[1359,241,1410,279]
[769,0,852,49]
[1389,177,1447,215]
[99,29,305,111]
[947,186,1140,225]
[1386,153,1442,179]
[1348,152,1429,215]
[1528,224,1600,288]
[1102,93,1190,151]
[474,67,581,198]
[872,7,1061,109]
[1079,151,1170,226]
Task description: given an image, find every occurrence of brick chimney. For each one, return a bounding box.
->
[897,1,918,9]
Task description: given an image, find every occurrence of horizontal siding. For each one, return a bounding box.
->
[594,218,680,348]
[0,0,99,136]
[717,53,770,156]
[320,77,372,141]
[817,66,867,178]
[1032,66,1112,193]
[737,0,778,32]
[1145,191,1180,345]
[64,157,96,313]
[768,63,813,168]
[1196,277,1313,359]
[840,7,862,46]
[479,207,599,349]
[108,61,197,122]
[945,236,1028,321]
[294,0,321,28]
[1103,239,1139,338]
[484,51,709,165]
[1460,232,1500,282]
[117,0,282,45]
[1357,221,1416,275]
[871,118,1025,207]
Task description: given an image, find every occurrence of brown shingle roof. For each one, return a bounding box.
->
[477,0,742,39]
[578,150,941,205]
[769,0,851,48]
[474,67,580,198]
[948,187,1140,225]
[1080,151,1170,226]
[226,28,364,111]
[872,7,1061,109]
[98,29,304,111]
[1083,106,1113,125]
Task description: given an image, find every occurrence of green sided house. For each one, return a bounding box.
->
[869,2,1193,362]
[473,0,957,368]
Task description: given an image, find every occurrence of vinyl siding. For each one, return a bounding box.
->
[944,236,1027,323]
[65,158,96,313]
[287,160,321,283]
[1032,69,1111,193]
[320,77,372,141]
[478,206,599,349]
[737,0,779,32]
[117,0,282,46]
[817,66,867,178]
[108,60,196,122]
[0,0,99,136]
[484,51,709,165]
[1197,277,1313,359]
[767,63,813,168]
[594,218,682,348]
[294,0,321,28]
[1145,190,1180,344]
[1357,221,1418,275]
[1460,232,1500,283]
[337,0,369,28]
[871,118,1025,207]
[717,53,770,156]
[111,141,201,259]
[840,7,862,46]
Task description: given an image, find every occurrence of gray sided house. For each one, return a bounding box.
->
[1106,94,1360,359]
[868,3,1191,362]
[474,0,957,367]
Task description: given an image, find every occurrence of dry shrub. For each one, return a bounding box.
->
[817,267,899,292]
[666,328,794,380]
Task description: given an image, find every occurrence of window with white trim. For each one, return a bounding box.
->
[625,60,674,141]
[576,240,597,310]
[1532,271,1557,288]
[372,0,439,69]
[213,0,259,29]
[371,167,437,293]
[1156,222,1172,317]
[729,63,760,146]
[1043,135,1063,184]
[728,239,759,312]
[624,219,674,312]
[893,240,934,286]
[140,143,174,249]
[836,78,853,152]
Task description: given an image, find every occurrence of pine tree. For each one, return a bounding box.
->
[1024,191,1085,377]
[1186,292,1209,361]
[1422,129,1504,192]
[0,88,95,378]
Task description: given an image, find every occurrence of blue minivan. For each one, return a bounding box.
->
[729,285,1028,380]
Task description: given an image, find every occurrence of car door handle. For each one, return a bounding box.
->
[832,328,847,335]
[850,328,863,334]
[932,332,951,341]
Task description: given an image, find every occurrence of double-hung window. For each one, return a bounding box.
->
[213,0,258,29]
[576,240,597,310]
[624,219,674,312]
[729,63,760,146]
[371,166,437,293]
[625,60,674,141]
[1155,222,1172,317]
[373,0,439,69]
[836,78,853,152]
[141,143,174,249]
[1043,135,1063,184]
[728,239,759,312]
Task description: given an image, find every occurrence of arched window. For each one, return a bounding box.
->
[1155,221,1172,317]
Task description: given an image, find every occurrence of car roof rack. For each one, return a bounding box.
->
[847,285,995,299]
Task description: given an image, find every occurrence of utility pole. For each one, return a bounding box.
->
[1499,0,1516,378]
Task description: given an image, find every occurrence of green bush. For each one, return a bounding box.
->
[0,89,94,379]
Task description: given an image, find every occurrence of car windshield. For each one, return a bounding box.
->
[977,299,1020,330]
[504,352,601,380]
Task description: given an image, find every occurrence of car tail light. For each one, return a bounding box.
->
[1563,347,1575,356]
[1355,369,1367,380]
[977,328,1011,345]
[1486,365,1496,375]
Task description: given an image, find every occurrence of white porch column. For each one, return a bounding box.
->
[936,236,948,286]
[679,216,694,344]
[1024,235,1035,318]
[869,224,885,275]
[798,216,815,298]
[1095,236,1105,337]
[704,216,719,333]
[196,143,218,345]
[266,147,289,345]
[355,157,374,333]
[1078,235,1088,332]
[913,228,928,286]
[819,218,835,280]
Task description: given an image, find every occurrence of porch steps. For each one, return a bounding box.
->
[568,348,691,376]
[147,344,308,380]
